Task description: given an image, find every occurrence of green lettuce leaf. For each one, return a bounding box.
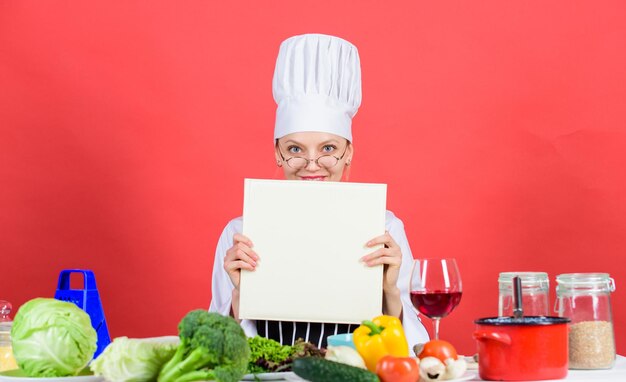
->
[90,336,179,382]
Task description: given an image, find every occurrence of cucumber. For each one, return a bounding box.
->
[292,357,379,382]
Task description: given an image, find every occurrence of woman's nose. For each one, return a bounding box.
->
[305,158,321,170]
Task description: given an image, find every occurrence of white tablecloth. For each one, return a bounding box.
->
[467,355,626,381]
[271,355,626,381]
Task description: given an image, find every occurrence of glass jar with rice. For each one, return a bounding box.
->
[555,273,616,369]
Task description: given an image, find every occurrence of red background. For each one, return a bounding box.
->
[1,1,625,355]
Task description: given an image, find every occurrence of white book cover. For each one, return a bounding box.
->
[238,179,386,324]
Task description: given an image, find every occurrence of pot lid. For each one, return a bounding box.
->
[475,316,570,326]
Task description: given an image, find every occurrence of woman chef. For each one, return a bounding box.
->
[209,34,429,352]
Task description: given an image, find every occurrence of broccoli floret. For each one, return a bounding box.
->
[157,310,251,382]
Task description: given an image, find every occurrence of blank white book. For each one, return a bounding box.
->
[238,179,386,324]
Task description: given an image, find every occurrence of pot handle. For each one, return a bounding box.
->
[473,330,512,345]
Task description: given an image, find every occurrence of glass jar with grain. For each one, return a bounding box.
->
[499,272,549,317]
[0,300,17,372]
[555,273,616,369]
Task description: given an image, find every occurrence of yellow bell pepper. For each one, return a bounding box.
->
[353,315,409,372]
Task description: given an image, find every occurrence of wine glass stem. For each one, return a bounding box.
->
[433,318,441,340]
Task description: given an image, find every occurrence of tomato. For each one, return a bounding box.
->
[376,355,420,382]
[416,339,458,362]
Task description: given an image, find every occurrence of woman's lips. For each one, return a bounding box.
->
[300,176,326,181]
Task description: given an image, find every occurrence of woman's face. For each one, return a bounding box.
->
[275,132,353,182]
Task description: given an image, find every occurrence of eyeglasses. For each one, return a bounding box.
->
[278,144,349,170]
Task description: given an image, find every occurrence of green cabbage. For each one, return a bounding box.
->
[90,336,179,382]
[11,298,97,377]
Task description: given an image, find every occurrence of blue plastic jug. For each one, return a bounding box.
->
[54,269,111,358]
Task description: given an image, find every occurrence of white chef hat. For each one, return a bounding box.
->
[273,34,362,141]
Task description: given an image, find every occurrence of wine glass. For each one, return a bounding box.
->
[409,258,462,339]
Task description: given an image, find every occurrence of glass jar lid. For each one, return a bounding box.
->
[0,300,12,344]
[0,300,11,324]
[499,272,549,287]
[556,273,615,294]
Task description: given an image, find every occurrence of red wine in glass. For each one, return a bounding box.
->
[410,290,463,318]
[409,259,462,339]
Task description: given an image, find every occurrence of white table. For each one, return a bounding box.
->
[268,355,626,381]
[467,355,626,381]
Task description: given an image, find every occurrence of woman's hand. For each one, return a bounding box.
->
[362,231,402,290]
[362,231,403,318]
[224,233,259,290]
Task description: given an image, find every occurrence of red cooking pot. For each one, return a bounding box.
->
[474,316,570,381]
